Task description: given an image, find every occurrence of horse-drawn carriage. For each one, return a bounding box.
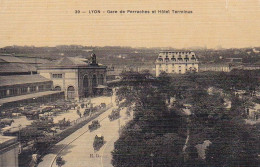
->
[88,120,100,131]
[93,134,104,150]
[0,119,14,128]
[108,109,120,121]
[23,110,39,120]
[84,108,91,116]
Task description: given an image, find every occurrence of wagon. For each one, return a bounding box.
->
[84,109,91,116]
[93,134,104,150]
[0,119,14,126]
[108,109,120,121]
[88,120,100,131]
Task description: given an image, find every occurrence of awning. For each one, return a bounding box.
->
[0,91,64,105]
[94,85,108,89]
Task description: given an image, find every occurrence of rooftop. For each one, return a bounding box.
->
[0,74,51,87]
[39,57,106,69]
[0,63,37,73]
[0,135,17,150]
[157,51,198,61]
[17,56,51,64]
[0,55,25,63]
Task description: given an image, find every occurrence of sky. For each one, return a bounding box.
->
[0,0,259,49]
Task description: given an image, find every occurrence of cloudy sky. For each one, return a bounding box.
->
[0,0,259,48]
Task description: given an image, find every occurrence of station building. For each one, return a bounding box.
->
[0,53,107,106]
[38,54,107,100]
[0,136,19,167]
[155,51,199,77]
[0,55,63,108]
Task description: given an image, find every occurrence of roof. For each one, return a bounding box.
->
[0,55,25,63]
[96,134,103,137]
[0,63,37,73]
[39,57,89,68]
[55,57,88,66]
[39,57,106,69]
[158,51,197,59]
[17,57,51,64]
[0,74,51,87]
[0,135,17,150]
[0,90,63,105]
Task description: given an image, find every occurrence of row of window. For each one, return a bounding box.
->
[53,74,105,86]
[52,74,63,78]
[162,68,196,73]
[158,58,197,62]
[0,84,52,99]
[159,63,195,67]
[160,52,193,55]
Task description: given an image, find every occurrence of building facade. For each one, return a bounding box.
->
[155,51,199,77]
[38,54,107,100]
[0,75,53,99]
[0,136,19,167]
[199,63,232,72]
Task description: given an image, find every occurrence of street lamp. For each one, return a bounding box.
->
[118,110,120,135]
[18,124,22,154]
[110,90,113,104]
[150,153,154,167]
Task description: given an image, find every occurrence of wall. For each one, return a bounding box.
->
[39,69,79,100]
[0,138,19,167]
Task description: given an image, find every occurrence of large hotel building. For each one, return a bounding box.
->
[155,51,199,76]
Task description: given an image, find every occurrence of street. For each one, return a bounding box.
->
[38,95,132,167]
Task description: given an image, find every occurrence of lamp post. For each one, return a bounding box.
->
[18,124,22,154]
[33,97,36,104]
[150,153,154,167]
[118,110,120,135]
[110,90,113,104]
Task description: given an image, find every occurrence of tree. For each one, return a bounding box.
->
[112,71,186,167]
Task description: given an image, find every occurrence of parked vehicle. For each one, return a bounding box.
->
[88,120,100,131]
[100,103,106,109]
[108,109,120,121]
[84,109,91,116]
[2,127,20,136]
[57,118,70,129]
[0,119,14,126]
[93,134,104,150]
[23,110,39,120]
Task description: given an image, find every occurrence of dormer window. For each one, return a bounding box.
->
[171,57,176,61]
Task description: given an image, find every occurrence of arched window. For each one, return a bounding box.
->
[92,75,97,87]
[54,86,61,91]
[99,74,104,85]
[83,76,89,87]
[67,86,75,91]
[83,76,89,97]
[171,57,176,61]
[67,86,75,99]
